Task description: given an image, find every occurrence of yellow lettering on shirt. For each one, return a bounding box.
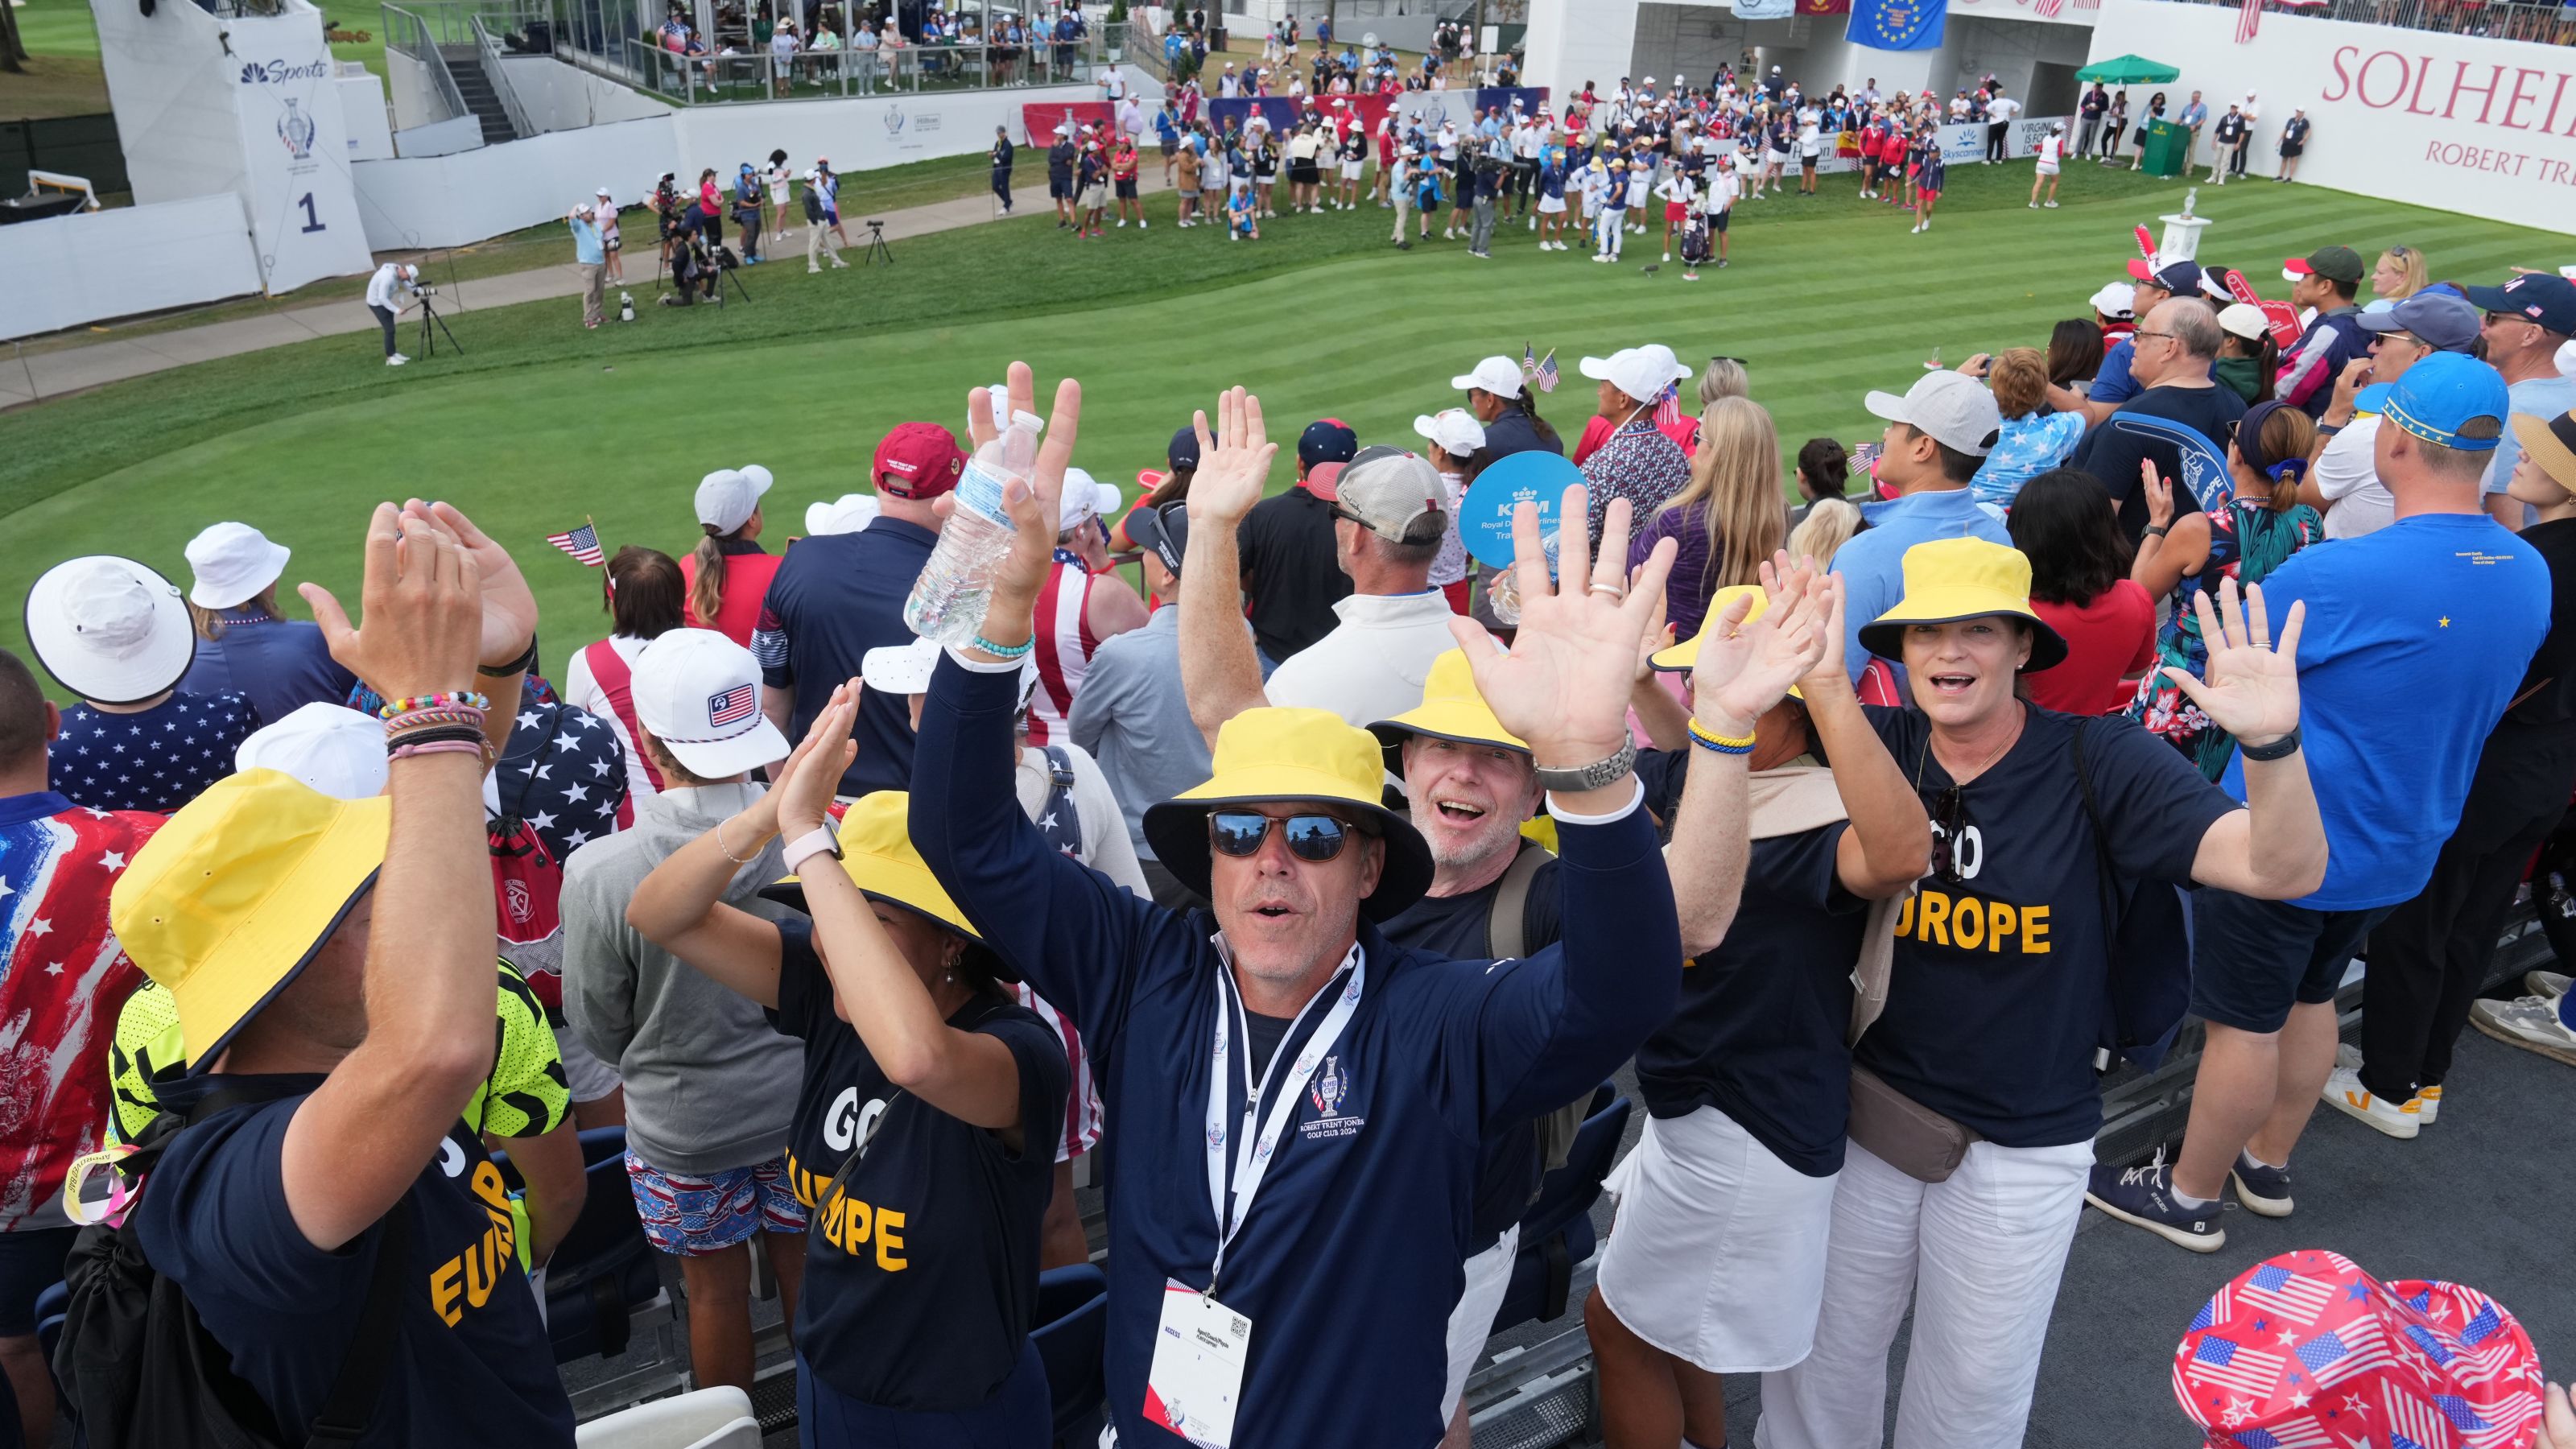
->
[431,1255,464,1327]
[1893,889,2050,956]
[875,1209,907,1272]
[464,1232,497,1310]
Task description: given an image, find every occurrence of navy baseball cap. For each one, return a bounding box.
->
[2378,352,2509,452]
[2463,272,2576,335]
[1167,424,1202,473]
[1298,419,1360,470]
[2126,258,2205,297]
[1126,500,1191,577]
[2359,293,2482,353]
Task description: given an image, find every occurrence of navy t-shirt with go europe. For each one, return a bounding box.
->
[1856,708,2239,1147]
[134,1075,575,1448]
[770,922,1069,1411]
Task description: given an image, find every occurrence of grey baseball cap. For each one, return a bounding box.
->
[2359,292,2483,353]
[1329,445,1451,545]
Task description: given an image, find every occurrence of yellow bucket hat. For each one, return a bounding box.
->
[1856,537,2068,672]
[108,769,390,1074]
[759,791,994,953]
[1143,707,1434,919]
[1646,586,1802,699]
[1367,649,1527,768]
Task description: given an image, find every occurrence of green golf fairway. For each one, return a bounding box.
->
[5,163,2557,691]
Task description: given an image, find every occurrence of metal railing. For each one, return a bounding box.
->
[2149,0,2576,43]
[601,27,1126,104]
[382,3,473,126]
[473,12,544,134]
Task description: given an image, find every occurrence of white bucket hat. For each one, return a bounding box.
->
[25,556,196,704]
[235,702,389,800]
[1578,345,1692,407]
[184,522,293,610]
[806,493,881,535]
[630,628,790,778]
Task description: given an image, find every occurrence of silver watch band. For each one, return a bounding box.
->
[1532,739,1640,795]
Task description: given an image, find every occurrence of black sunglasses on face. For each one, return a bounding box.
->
[1209,811,1356,863]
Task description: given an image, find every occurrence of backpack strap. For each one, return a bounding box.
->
[2070,720,2126,1072]
[1485,841,1554,963]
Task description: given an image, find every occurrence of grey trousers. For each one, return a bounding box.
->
[1469,195,1496,254]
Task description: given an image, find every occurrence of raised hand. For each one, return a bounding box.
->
[2140,459,2177,530]
[1448,484,1678,768]
[776,679,861,840]
[302,502,485,701]
[1789,556,1852,699]
[1694,558,1830,732]
[1185,386,1277,529]
[403,500,537,671]
[2165,576,2303,747]
[960,361,1083,606]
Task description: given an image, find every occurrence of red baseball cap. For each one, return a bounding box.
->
[873,422,965,498]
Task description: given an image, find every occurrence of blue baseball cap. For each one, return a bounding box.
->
[2378,353,2509,452]
[2462,272,2576,335]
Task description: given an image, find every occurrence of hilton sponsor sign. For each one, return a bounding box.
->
[2086,0,2576,234]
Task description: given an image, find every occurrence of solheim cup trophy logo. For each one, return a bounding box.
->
[278,97,317,159]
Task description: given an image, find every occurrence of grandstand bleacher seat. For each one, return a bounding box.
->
[1489,1085,1629,1335]
[572,1384,758,1448]
[1031,1262,1109,1439]
[528,1126,667,1364]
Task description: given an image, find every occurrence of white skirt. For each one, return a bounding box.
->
[2037,160,2061,175]
[1596,1104,1839,1374]
[1537,193,1566,214]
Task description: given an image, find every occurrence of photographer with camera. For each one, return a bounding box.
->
[363,261,423,366]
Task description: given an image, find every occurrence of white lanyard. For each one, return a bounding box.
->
[1202,943,1364,1287]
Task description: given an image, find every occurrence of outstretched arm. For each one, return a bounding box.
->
[1790,565,1930,897]
[911,363,1160,1052]
[2178,579,2326,898]
[1175,390,1276,749]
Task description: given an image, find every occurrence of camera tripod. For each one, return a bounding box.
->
[415,293,463,357]
[861,219,894,266]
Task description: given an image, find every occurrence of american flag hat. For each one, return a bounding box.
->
[630,627,790,779]
[2174,1249,2544,1449]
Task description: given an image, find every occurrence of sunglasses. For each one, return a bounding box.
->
[1209,811,1359,863]
[1930,786,1971,884]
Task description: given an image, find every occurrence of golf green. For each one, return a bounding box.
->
[6,163,2559,693]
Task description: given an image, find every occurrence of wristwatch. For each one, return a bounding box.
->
[1533,740,1639,795]
[781,821,843,874]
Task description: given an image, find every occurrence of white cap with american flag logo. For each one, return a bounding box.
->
[631,628,789,778]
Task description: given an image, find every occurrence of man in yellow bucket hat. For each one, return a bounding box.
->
[79,502,575,1446]
[908,370,1695,1449]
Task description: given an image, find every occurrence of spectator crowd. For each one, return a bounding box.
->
[9,217,2576,1449]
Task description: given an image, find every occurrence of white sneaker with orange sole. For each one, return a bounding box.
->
[2321,1064,2420,1138]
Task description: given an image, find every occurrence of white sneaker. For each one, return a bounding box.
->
[2029,201,2039,208]
[2045,200,2059,208]
[386,353,409,366]
[1140,219,1149,229]
[1911,223,1923,233]
[2525,968,2570,1000]
[2470,994,2576,1065]
[1527,217,1537,229]
[1662,251,1671,262]
[2415,1083,2443,1124]
[1118,218,1129,227]
[2322,1065,2420,1139]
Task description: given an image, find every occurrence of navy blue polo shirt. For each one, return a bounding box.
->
[134,1075,575,1447]
[752,520,935,797]
[910,653,1682,1449]
[179,611,356,729]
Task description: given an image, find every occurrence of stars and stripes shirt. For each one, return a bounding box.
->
[51,691,256,815]
[1577,415,1695,552]
[0,791,157,1230]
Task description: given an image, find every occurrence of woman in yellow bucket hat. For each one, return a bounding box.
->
[1593,557,1930,1449]
[1768,535,2327,1448]
[626,683,1068,1445]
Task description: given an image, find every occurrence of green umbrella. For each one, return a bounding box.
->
[2077,54,2182,84]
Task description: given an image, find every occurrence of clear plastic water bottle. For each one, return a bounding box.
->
[904,409,1044,646]
[1485,527,1561,626]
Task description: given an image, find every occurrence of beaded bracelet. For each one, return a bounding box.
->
[968,633,1034,660]
[377,691,491,721]
[1686,718,1757,756]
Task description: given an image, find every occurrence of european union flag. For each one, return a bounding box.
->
[1848,0,1946,49]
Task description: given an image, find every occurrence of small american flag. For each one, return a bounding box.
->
[2187,1338,2288,1398]
[707,683,757,729]
[546,522,605,567]
[2296,1324,2385,1388]
[1653,382,1685,431]
[2235,1422,2336,1449]
[1523,344,1561,394]
[2244,1263,2339,1326]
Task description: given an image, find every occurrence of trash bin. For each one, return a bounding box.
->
[2139,118,2190,178]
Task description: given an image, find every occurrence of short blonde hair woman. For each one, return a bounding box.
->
[1627,396,1786,638]
[1787,496,1863,568]
[2371,246,2428,305]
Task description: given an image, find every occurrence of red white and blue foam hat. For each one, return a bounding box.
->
[2174,1249,2544,1449]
